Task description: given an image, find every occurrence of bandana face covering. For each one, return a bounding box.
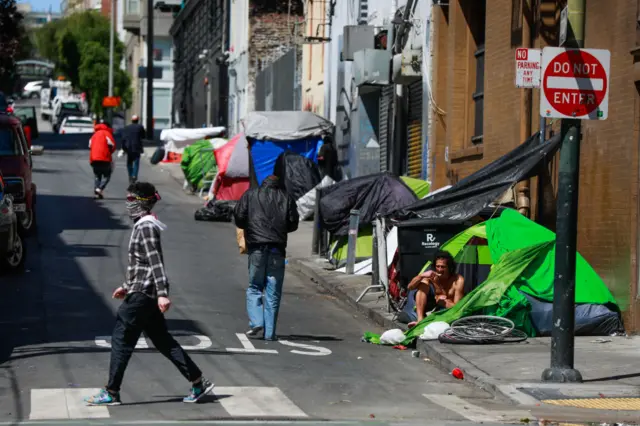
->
[126,192,159,219]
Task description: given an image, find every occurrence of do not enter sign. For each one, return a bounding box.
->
[540,47,610,120]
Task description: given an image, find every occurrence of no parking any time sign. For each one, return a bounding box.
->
[540,47,610,120]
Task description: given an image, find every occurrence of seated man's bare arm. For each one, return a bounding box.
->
[452,275,465,304]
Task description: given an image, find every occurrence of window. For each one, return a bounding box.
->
[0,128,22,156]
[153,88,172,129]
[469,0,486,144]
[126,0,140,14]
[153,38,173,63]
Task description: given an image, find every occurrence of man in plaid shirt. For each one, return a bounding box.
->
[85,181,214,406]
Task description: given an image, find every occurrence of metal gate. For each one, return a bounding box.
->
[407,80,423,178]
[379,85,393,172]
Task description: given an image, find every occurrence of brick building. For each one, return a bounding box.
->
[429,0,640,330]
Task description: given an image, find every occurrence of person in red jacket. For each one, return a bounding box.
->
[89,121,116,199]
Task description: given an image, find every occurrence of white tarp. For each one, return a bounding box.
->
[296,175,335,220]
[160,127,226,148]
[242,111,334,141]
[162,137,228,162]
[336,226,398,275]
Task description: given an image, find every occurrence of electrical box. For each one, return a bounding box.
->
[342,25,375,61]
[392,49,422,85]
[353,49,391,86]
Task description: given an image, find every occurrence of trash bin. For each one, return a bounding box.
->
[395,219,470,289]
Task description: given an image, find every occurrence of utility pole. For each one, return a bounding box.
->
[108,0,115,97]
[541,0,585,384]
[146,0,154,139]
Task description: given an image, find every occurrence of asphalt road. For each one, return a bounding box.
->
[0,106,530,425]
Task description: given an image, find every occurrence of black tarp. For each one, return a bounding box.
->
[394,132,561,221]
[274,151,322,201]
[320,172,418,236]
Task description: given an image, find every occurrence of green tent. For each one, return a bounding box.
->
[328,176,430,268]
[181,139,218,189]
[364,209,620,345]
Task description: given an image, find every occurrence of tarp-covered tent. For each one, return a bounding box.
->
[159,127,226,164]
[195,133,250,222]
[364,209,623,346]
[320,172,418,237]
[274,151,322,202]
[180,139,226,189]
[243,111,333,186]
[394,131,561,221]
[326,176,430,269]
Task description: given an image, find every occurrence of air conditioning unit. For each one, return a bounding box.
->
[392,48,422,84]
[342,25,375,61]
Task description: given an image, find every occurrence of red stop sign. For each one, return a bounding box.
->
[542,50,607,118]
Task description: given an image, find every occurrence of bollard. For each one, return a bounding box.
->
[345,209,360,274]
[311,189,321,255]
[371,219,380,289]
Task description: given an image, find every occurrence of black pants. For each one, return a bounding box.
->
[107,292,202,392]
[92,161,112,190]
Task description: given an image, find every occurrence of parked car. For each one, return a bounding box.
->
[0,171,25,272]
[59,115,94,134]
[0,112,37,234]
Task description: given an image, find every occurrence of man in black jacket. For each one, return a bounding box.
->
[121,115,146,184]
[233,173,299,341]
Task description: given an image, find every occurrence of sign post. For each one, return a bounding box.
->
[540,0,610,384]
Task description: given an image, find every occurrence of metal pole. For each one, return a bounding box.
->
[540,117,546,143]
[345,209,360,274]
[311,188,320,255]
[541,0,585,384]
[146,0,154,140]
[108,0,115,97]
[371,219,380,290]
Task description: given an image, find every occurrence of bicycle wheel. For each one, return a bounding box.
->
[449,315,515,340]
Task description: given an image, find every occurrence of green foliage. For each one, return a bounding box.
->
[0,0,26,93]
[34,11,130,112]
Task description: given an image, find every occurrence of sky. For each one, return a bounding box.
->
[19,0,61,13]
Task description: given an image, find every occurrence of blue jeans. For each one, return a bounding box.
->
[127,153,140,179]
[247,247,285,340]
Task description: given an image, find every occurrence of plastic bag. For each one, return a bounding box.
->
[379,329,406,345]
[236,227,247,254]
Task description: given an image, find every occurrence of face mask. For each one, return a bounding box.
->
[126,192,159,220]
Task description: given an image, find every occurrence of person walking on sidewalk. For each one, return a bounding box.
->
[233,170,299,341]
[85,182,214,406]
[89,121,116,199]
[121,115,146,184]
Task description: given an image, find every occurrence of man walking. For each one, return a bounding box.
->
[89,121,116,199]
[121,115,146,184]
[85,182,214,405]
[233,172,299,341]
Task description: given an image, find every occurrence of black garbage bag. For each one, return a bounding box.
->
[274,151,321,201]
[150,146,165,165]
[194,200,237,222]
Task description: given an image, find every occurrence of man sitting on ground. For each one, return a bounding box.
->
[407,250,465,328]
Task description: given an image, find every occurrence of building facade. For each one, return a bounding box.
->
[227,0,304,135]
[429,0,640,330]
[123,0,177,130]
[300,0,330,115]
[171,0,228,128]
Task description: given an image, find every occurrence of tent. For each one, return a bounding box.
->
[320,173,419,237]
[326,176,430,269]
[364,209,623,346]
[195,133,250,222]
[244,111,333,186]
[274,151,322,202]
[394,131,561,221]
[180,139,224,189]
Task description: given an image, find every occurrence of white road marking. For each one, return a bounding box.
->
[278,340,332,356]
[29,388,109,420]
[180,334,213,350]
[423,394,530,423]
[95,336,148,349]
[214,387,307,418]
[225,333,278,354]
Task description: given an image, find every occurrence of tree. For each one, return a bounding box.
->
[0,0,24,93]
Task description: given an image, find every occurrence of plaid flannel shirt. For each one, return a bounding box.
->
[123,220,169,298]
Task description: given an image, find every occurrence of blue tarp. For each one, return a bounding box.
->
[249,137,324,185]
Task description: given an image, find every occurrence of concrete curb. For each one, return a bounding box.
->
[287,258,398,331]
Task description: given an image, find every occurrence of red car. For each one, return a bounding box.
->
[0,111,37,234]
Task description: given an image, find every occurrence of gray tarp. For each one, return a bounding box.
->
[242,111,334,141]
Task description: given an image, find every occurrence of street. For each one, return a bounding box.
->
[0,103,528,425]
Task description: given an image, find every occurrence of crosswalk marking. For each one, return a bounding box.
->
[423,394,530,423]
[214,387,308,418]
[29,388,110,420]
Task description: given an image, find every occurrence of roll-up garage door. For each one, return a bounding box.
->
[406,80,423,178]
[378,85,393,172]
